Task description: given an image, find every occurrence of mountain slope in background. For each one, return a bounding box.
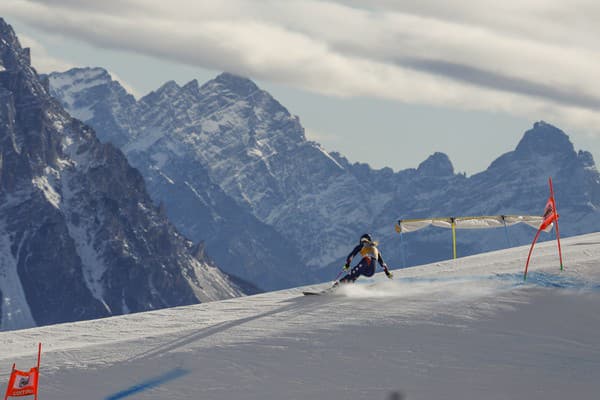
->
[0,18,243,331]
[374,121,600,266]
[48,71,600,288]
[1,232,599,399]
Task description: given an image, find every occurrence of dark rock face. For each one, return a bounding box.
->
[515,121,575,158]
[0,18,242,331]
[417,152,454,177]
[49,68,600,288]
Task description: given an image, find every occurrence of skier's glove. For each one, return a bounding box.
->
[385,270,394,279]
[343,263,350,271]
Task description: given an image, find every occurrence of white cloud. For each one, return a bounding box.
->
[2,0,600,137]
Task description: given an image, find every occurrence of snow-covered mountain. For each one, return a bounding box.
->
[1,232,599,399]
[48,70,600,289]
[0,18,243,331]
[48,69,309,291]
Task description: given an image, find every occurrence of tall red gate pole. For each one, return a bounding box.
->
[523,227,542,281]
[548,178,564,270]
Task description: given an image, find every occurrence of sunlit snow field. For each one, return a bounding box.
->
[0,233,599,399]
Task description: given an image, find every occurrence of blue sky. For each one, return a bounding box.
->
[2,0,600,175]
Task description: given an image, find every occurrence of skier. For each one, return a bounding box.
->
[338,233,393,284]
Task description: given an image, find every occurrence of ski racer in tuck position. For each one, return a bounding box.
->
[338,233,393,284]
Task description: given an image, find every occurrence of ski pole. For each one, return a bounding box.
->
[333,266,347,282]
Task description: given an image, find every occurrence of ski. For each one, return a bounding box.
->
[302,284,339,296]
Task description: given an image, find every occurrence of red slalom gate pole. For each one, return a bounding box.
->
[524,227,542,281]
[548,178,564,270]
[35,343,41,400]
[3,364,15,400]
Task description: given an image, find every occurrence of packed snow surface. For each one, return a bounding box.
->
[0,232,599,399]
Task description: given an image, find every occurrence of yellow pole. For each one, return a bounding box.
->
[451,218,457,259]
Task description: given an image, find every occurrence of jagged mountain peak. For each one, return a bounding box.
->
[417,152,454,177]
[46,65,136,148]
[47,67,114,98]
[182,78,200,94]
[0,19,39,91]
[209,72,260,97]
[50,66,111,80]
[150,79,202,104]
[515,121,575,158]
[193,73,305,143]
[154,80,181,95]
[46,67,129,103]
[0,18,23,59]
[136,80,182,107]
[485,121,579,175]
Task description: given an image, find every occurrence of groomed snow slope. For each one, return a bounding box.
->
[1,233,599,400]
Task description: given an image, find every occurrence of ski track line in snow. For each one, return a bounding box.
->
[125,298,318,362]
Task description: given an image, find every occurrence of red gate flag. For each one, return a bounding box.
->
[5,368,38,398]
[540,197,557,231]
[523,178,563,280]
[4,343,41,400]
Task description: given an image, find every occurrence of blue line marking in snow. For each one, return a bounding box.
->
[501,271,600,291]
[399,272,600,292]
[105,368,190,400]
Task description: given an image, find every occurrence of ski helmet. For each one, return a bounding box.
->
[360,233,372,243]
